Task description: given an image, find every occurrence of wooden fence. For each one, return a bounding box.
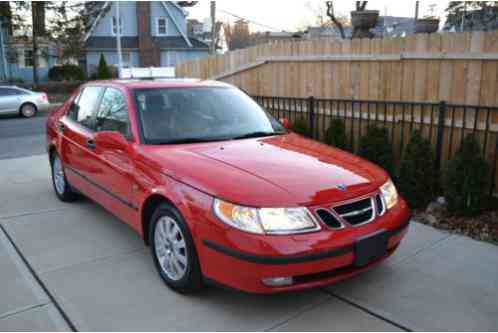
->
[176,31,498,194]
[176,31,498,106]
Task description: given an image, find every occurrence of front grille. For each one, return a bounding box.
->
[315,209,343,229]
[333,197,374,226]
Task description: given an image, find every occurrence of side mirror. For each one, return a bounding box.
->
[279,117,291,130]
[94,131,129,151]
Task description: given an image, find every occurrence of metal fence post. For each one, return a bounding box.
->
[435,101,447,173]
[491,136,498,197]
[308,96,315,138]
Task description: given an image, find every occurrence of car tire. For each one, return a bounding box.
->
[150,203,203,293]
[20,103,38,118]
[50,153,78,202]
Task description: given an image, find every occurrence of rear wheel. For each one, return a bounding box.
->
[150,203,203,293]
[51,153,77,202]
[20,103,37,118]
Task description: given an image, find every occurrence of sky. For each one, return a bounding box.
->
[187,1,450,32]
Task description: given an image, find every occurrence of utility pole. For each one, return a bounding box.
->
[0,23,7,81]
[210,1,216,54]
[31,2,42,89]
[116,1,123,78]
[414,1,419,29]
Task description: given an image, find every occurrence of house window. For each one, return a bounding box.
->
[112,16,122,35]
[157,17,167,36]
[24,50,33,67]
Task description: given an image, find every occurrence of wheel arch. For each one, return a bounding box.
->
[48,145,57,161]
[141,194,176,246]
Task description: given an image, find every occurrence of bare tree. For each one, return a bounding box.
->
[356,1,368,11]
[31,1,46,88]
[326,1,346,39]
[176,1,198,7]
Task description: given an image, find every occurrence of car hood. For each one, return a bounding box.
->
[142,134,388,207]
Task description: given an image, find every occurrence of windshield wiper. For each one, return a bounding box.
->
[230,131,286,140]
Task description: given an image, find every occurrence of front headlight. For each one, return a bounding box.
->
[380,179,398,210]
[213,198,320,235]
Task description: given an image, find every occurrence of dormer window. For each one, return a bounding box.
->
[157,17,167,36]
[112,16,122,35]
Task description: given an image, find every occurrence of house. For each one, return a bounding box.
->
[187,18,228,53]
[84,1,210,76]
[6,36,59,83]
[302,16,415,41]
[250,31,302,46]
[374,16,415,37]
[304,26,349,39]
[187,19,204,36]
[444,7,498,32]
[0,18,58,83]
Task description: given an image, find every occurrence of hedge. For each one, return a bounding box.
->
[443,134,490,216]
[324,118,348,150]
[48,64,85,81]
[358,126,394,176]
[398,131,435,209]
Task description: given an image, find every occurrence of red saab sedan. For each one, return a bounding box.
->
[46,79,410,293]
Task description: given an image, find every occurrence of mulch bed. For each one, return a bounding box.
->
[414,205,498,245]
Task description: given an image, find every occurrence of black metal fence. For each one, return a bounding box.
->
[252,95,498,195]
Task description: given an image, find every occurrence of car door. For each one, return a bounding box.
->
[91,87,137,224]
[59,85,105,196]
[0,88,22,113]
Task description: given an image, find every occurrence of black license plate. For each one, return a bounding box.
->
[354,230,388,267]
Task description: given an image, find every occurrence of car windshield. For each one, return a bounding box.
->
[134,87,285,144]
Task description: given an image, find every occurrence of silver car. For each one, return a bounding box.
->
[0,86,50,118]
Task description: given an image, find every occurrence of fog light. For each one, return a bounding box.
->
[262,276,294,287]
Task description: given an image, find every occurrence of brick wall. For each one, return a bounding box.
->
[136,2,160,67]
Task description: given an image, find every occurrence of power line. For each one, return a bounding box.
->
[217,8,287,32]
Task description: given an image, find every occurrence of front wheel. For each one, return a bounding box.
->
[150,203,203,293]
[51,153,77,202]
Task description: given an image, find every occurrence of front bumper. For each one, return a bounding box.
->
[197,198,411,293]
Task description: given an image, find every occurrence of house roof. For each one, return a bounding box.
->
[85,36,209,50]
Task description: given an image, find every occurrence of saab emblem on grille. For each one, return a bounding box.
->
[336,184,347,191]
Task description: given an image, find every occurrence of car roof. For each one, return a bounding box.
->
[87,78,233,90]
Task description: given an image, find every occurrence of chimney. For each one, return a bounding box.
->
[136,2,160,67]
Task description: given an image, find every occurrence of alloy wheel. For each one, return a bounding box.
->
[21,104,36,118]
[154,216,188,281]
[52,156,65,195]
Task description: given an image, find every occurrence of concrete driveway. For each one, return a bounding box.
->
[1,155,497,331]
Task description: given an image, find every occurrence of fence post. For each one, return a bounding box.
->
[308,96,315,138]
[490,136,498,197]
[435,101,447,174]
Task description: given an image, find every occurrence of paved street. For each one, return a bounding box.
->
[0,154,497,331]
[0,112,50,160]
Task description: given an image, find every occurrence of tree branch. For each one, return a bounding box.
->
[356,1,368,11]
[326,1,345,39]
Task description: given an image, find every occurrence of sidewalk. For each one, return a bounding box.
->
[0,155,497,331]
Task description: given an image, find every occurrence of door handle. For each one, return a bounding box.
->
[58,122,65,133]
[86,139,96,150]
